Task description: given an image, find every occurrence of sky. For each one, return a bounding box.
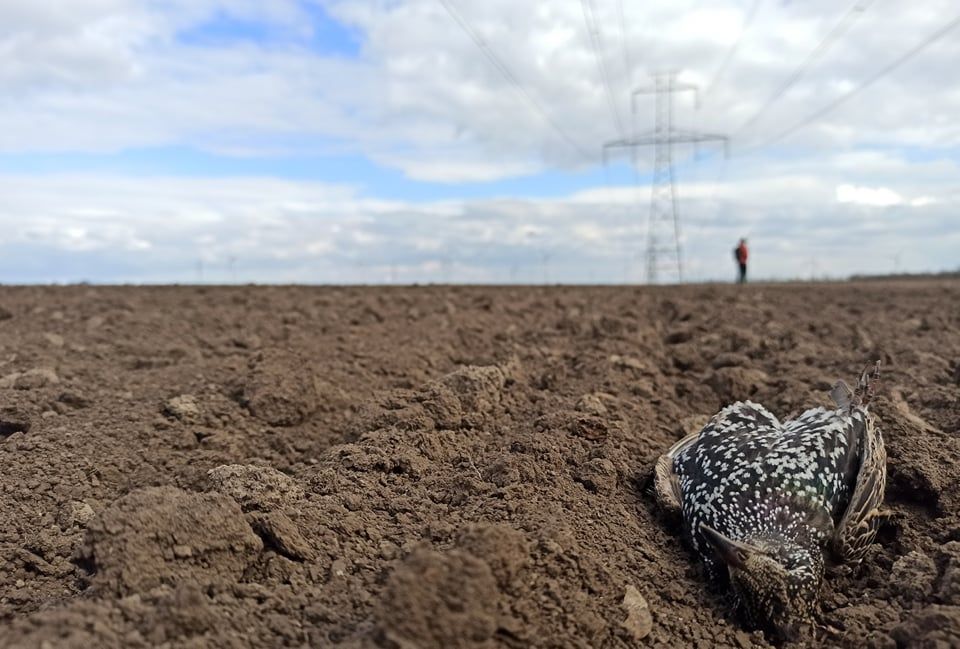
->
[0,0,958,284]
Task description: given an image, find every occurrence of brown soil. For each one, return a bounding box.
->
[0,282,958,648]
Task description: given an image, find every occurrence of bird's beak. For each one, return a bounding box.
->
[700,524,755,570]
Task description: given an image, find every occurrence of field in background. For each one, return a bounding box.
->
[0,281,957,648]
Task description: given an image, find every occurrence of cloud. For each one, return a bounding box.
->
[0,1,957,283]
[0,151,957,284]
[2,1,958,176]
[373,154,541,183]
[836,184,903,207]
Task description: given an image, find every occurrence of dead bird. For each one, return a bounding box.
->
[654,362,887,639]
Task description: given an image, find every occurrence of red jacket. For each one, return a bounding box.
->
[736,243,748,264]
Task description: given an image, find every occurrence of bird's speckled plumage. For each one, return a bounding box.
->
[654,363,886,637]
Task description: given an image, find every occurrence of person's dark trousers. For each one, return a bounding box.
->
[738,263,747,283]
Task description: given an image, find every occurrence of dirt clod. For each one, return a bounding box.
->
[706,366,768,402]
[375,548,500,649]
[162,395,202,424]
[890,550,938,602]
[3,367,60,390]
[249,511,314,561]
[242,348,320,426]
[57,390,91,409]
[58,500,95,530]
[576,457,619,494]
[0,406,31,436]
[207,463,304,512]
[80,485,263,595]
[620,585,653,641]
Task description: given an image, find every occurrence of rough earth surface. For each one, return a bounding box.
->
[0,281,958,648]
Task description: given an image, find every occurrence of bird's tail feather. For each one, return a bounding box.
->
[852,361,881,409]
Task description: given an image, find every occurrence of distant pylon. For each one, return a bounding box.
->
[604,72,729,284]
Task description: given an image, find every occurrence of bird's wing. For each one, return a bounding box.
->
[830,380,853,411]
[653,430,700,515]
[831,412,887,563]
[711,401,781,434]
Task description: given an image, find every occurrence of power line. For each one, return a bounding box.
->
[616,0,634,87]
[581,0,627,138]
[703,0,763,100]
[734,0,876,136]
[748,12,960,151]
[604,73,729,284]
[436,0,594,159]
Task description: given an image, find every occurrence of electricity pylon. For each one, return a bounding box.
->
[604,72,729,284]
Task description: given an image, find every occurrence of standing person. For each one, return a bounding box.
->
[734,238,748,284]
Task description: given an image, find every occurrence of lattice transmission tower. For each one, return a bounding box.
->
[605,72,728,284]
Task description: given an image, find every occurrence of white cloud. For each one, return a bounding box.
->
[374,155,541,183]
[0,153,957,284]
[836,184,903,207]
[0,0,957,177]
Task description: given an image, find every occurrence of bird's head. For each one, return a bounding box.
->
[700,523,822,640]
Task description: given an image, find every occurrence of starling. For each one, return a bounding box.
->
[654,363,887,638]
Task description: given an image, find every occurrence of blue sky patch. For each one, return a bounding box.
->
[177,2,362,57]
[0,146,654,202]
